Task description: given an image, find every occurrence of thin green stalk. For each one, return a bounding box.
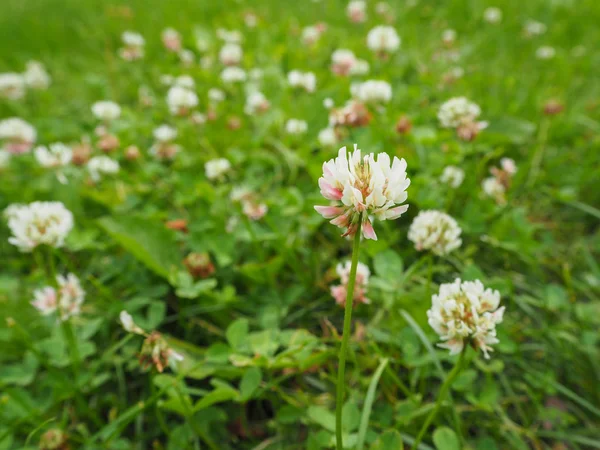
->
[426,255,433,298]
[412,347,467,450]
[335,219,363,450]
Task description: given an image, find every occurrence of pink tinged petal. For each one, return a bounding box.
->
[385,204,409,220]
[330,214,349,227]
[319,178,343,200]
[362,220,377,240]
[314,205,344,219]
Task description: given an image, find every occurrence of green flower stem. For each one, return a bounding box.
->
[412,347,467,450]
[335,219,363,450]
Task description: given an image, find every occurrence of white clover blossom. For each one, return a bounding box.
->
[208,88,225,103]
[162,27,182,52]
[32,273,85,321]
[482,177,505,204]
[483,7,502,24]
[442,29,457,45]
[244,91,270,115]
[351,80,392,103]
[500,157,517,175]
[205,158,231,180]
[440,165,465,188]
[536,46,556,60]
[438,97,482,128]
[408,210,462,256]
[92,101,121,122]
[524,20,547,37]
[287,70,317,93]
[167,85,198,115]
[6,201,74,252]
[285,119,308,135]
[119,311,145,335]
[318,128,338,147]
[428,278,504,358]
[330,260,371,306]
[87,156,120,181]
[173,75,195,89]
[0,73,25,100]
[220,67,247,83]
[302,25,324,45]
[217,28,243,43]
[314,145,410,240]
[347,0,367,22]
[179,49,195,66]
[0,118,37,154]
[219,43,243,66]
[366,26,401,53]
[35,143,72,168]
[119,31,145,60]
[323,98,335,109]
[331,49,358,76]
[23,61,51,89]
[153,125,177,142]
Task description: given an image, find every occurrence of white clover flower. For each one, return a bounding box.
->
[152,124,177,142]
[483,7,502,24]
[351,80,392,103]
[285,119,308,135]
[314,145,410,240]
[220,67,247,83]
[536,46,556,60]
[217,28,243,44]
[428,278,504,358]
[500,157,517,175]
[87,155,120,181]
[302,25,322,45]
[323,98,335,109]
[162,27,182,52]
[524,20,547,37]
[6,201,74,252]
[244,91,270,115]
[287,70,317,93]
[91,101,121,122]
[438,97,482,128]
[174,75,195,89]
[442,29,457,45]
[119,311,145,335]
[119,31,145,60]
[243,202,268,221]
[205,158,231,180]
[219,43,243,66]
[482,176,505,204]
[35,143,72,168]
[350,59,370,76]
[440,165,465,188]
[32,273,85,320]
[408,210,462,256]
[366,26,401,53]
[208,88,225,103]
[167,85,198,115]
[191,112,207,125]
[0,73,25,100]
[331,49,358,76]
[179,49,195,66]
[318,127,338,147]
[23,61,51,89]
[0,150,10,169]
[331,260,370,306]
[347,0,367,22]
[0,118,37,154]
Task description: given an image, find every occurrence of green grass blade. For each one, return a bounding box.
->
[356,358,389,450]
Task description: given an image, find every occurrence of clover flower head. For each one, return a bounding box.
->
[92,101,121,122]
[314,144,410,240]
[366,25,401,53]
[288,70,317,93]
[285,119,308,135]
[87,156,120,181]
[35,143,72,168]
[219,43,243,66]
[205,158,231,180]
[167,86,198,115]
[351,80,392,103]
[6,201,74,252]
[428,278,504,358]
[23,61,51,89]
[440,165,465,188]
[0,73,25,100]
[330,260,370,307]
[408,210,462,256]
[0,117,37,154]
[483,7,502,24]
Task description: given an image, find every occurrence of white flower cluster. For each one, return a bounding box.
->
[0,73,25,99]
[408,210,462,256]
[244,91,270,115]
[331,49,369,76]
[482,158,517,204]
[285,119,308,135]
[366,26,401,54]
[0,61,50,99]
[221,67,247,84]
[315,145,410,240]
[88,156,120,181]
[5,201,74,252]
[288,70,317,93]
[35,143,72,168]
[483,7,502,24]
[347,0,367,22]
[0,118,37,154]
[351,80,392,103]
[318,127,338,147]
[330,260,371,307]
[32,273,85,321]
[440,165,465,188]
[438,97,482,128]
[428,278,505,358]
[119,31,145,61]
[23,61,51,89]
[536,46,555,60]
[205,158,232,180]
[219,43,243,66]
[167,85,198,115]
[92,101,121,122]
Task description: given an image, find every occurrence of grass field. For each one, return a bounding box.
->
[1,0,599,449]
